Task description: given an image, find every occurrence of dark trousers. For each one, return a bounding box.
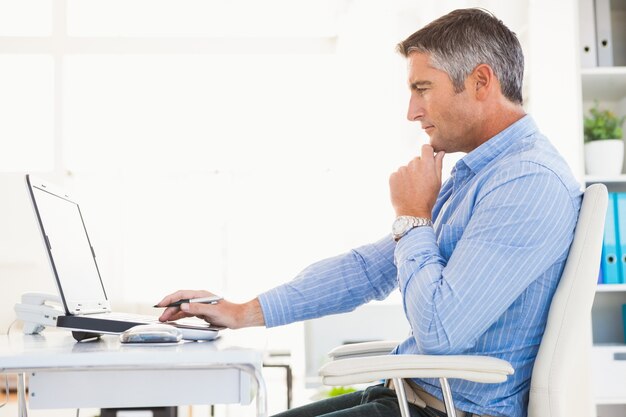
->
[272,384,448,417]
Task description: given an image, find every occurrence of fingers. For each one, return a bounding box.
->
[159,301,219,325]
[158,301,216,323]
[435,150,445,181]
[420,144,434,161]
[406,145,435,171]
[155,290,186,307]
[181,302,213,319]
[155,289,212,307]
[389,143,443,218]
[156,289,214,323]
[417,145,444,175]
[159,309,190,323]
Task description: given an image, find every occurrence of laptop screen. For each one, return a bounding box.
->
[28,178,110,315]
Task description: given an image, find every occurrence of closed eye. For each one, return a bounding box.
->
[412,87,428,96]
[410,81,431,95]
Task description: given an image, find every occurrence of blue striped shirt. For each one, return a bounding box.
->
[258,115,582,417]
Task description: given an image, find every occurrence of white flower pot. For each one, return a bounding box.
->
[585,139,624,176]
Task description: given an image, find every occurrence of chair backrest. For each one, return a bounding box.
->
[528,184,608,417]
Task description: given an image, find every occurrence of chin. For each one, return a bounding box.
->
[428,139,443,153]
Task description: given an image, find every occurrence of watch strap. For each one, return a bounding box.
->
[393,216,433,241]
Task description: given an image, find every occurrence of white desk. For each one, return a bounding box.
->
[0,331,267,417]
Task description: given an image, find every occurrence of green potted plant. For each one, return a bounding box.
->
[584,102,626,176]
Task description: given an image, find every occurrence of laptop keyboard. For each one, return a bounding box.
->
[96,312,161,323]
[93,312,216,329]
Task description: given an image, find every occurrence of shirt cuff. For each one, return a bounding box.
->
[257,287,292,328]
[394,226,438,285]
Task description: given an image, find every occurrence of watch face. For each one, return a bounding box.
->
[392,217,411,235]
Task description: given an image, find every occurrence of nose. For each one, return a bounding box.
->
[407,94,424,122]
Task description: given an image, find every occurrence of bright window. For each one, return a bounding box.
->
[67,0,340,37]
[0,55,54,172]
[0,0,52,36]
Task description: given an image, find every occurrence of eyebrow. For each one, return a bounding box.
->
[410,80,433,90]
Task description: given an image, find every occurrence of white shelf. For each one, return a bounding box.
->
[597,284,626,292]
[582,67,626,101]
[583,67,626,76]
[585,175,626,184]
[592,343,626,347]
[596,398,626,405]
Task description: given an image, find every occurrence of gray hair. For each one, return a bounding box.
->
[397,8,524,105]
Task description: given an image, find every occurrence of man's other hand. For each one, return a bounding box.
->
[389,144,445,218]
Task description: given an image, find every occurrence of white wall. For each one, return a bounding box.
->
[527,0,585,182]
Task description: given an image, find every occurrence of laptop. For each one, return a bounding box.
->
[25,174,222,341]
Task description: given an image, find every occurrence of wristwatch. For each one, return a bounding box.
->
[392,216,433,241]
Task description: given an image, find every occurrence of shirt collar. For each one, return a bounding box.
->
[453,114,538,178]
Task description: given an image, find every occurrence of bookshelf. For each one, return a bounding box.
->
[586,174,626,185]
[581,66,626,417]
[579,3,626,411]
[584,182,626,415]
[582,67,626,101]
[597,283,626,292]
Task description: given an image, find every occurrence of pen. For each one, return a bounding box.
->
[154,296,223,308]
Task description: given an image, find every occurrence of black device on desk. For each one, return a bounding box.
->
[101,408,177,417]
[24,174,223,342]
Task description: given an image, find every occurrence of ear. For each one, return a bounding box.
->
[469,64,495,101]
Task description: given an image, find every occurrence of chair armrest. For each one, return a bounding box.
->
[319,354,514,386]
[328,341,402,360]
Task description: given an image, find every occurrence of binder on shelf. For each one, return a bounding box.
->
[595,0,614,66]
[579,0,598,68]
[616,193,626,283]
[601,193,620,283]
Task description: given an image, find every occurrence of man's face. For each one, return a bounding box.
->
[406,52,478,153]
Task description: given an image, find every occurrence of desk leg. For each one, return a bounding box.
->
[234,365,267,417]
[253,366,268,417]
[17,373,28,417]
[263,363,293,409]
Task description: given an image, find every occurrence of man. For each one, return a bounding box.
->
[157,8,582,417]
